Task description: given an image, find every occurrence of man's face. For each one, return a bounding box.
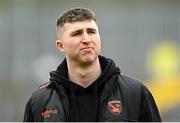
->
[56,20,101,65]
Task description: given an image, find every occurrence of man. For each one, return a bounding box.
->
[23,7,161,122]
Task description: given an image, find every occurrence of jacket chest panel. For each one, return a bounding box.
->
[43,91,66,122]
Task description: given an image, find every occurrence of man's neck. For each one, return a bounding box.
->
[67,58,102,88]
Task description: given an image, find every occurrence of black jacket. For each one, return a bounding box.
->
[24,56,161,122]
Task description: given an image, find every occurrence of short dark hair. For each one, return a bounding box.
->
[57,7,96,28]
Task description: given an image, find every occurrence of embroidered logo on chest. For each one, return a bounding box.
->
[108,100,122,115]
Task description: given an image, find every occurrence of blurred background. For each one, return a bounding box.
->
[0,0,179,121]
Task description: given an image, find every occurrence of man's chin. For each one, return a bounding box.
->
[80,55,97,65]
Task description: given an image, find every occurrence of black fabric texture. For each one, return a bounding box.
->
[139,85,162,121]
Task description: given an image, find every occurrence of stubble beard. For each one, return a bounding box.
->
[78,51,98,66]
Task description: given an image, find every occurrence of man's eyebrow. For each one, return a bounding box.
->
[87,28,97,32]
[70,27,97,36]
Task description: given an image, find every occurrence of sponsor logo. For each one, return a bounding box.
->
[108,100,122,115]
[41,109,58,118]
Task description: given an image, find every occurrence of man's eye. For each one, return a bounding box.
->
[88,31,96,34]
[72,32,81,37]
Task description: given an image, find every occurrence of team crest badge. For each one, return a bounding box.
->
[108,100,122,115]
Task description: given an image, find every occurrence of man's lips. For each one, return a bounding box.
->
[80,47,93,54]
[81,47,93,50]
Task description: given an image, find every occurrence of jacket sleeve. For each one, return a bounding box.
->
[23,98,33,122]
[139,85,162,122]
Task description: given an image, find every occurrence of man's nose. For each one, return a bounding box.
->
[82,32,91,43]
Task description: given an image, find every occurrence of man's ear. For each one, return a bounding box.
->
[56,40,65,52]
